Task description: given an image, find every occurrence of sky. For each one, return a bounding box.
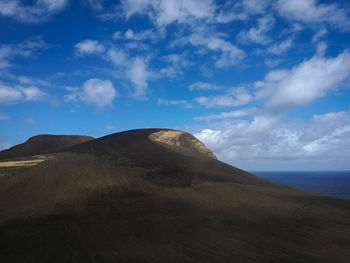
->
[0,0,350,171]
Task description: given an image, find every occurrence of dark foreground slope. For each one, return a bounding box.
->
[0,134,94,160]
[0,129,349,263]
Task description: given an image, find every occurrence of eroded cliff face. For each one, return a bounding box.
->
[149,130,217,160]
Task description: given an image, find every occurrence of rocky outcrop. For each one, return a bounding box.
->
[149,130,217,159]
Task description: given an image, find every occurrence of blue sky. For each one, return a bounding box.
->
[1,0,350,171]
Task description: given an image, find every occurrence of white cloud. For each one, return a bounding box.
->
[106,48,128,66]
[0,0,68,23]
[191,49,350,169]
[124,28,164,41]
[65,78,117,109]
[258,50,350,111]
[237,15,275,45]
[86,0,103,10]
[276,0,350,31]
[195,87,252,108]
[315,42,327,57]
[74,42,153,100]
[21,87,47,101]
[16,75,50,86]
[160,52,193,77]
[194,110,350,170]
[194,109,251,121]
[189,81,224,91]
[0,85,22,104]
[75,40,105,55]
[312,28,327,43]
[121,0,150,18]
[216,0,271,23]
[122,0,215,26]
[157,98,192,108]
[266,38,293,55]
[264,69,289,82]
[104,125,121,130]
[127,57,150,99]
[0,37,47,69]
[264,58,282,68]
[155,0,215,25]
[185,34,245,68]
[0,84,48,104]
[80,79,117,108]
[194,114,278,161]
[113,31,122,40]
[125,29,134,39]
[241,0,271,14]
[0,46,12,69]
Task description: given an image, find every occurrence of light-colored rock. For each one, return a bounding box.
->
[149,130,217,159]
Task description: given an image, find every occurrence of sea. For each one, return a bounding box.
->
[251,171,350,200]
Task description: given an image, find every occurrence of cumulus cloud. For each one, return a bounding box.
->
[127,57,150,99]
[21,87,48,101]
[195,87,252,108]
[65,78,117,109]
[121,0,215,26]
[216,0,271,23]
[160,52,193,77]
[264,58,282,68]
[74,39,153,100]
[106,48,128,66]
[276,0,350,31]
[190,46,350,170]
[79,78,117,108]
[257,50,350,111]
[237,15,275,45]
[266,38,293,55]
[112,31,122,40]
[0,84,48,104]
[0,0,69,23]
[192,49,350,169]
[191,47,350,169]
[182,33,245,68]
[194,114,278,160]
[194,110,350,170]
[75,40,105,55]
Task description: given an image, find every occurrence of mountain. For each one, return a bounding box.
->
[0,134,94,160]
[0,129,349,263]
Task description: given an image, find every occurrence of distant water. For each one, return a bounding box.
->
[252,171,350,200]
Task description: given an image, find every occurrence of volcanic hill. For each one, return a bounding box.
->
[0,134,94,160]
[0,129,349,263]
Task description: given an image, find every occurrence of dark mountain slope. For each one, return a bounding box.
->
[0,134,94,160]
[0,129,349,263]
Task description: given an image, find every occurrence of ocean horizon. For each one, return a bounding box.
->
[251,171,350,200]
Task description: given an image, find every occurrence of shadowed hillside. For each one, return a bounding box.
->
[0,129,349,263]
[0,134,94,160]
